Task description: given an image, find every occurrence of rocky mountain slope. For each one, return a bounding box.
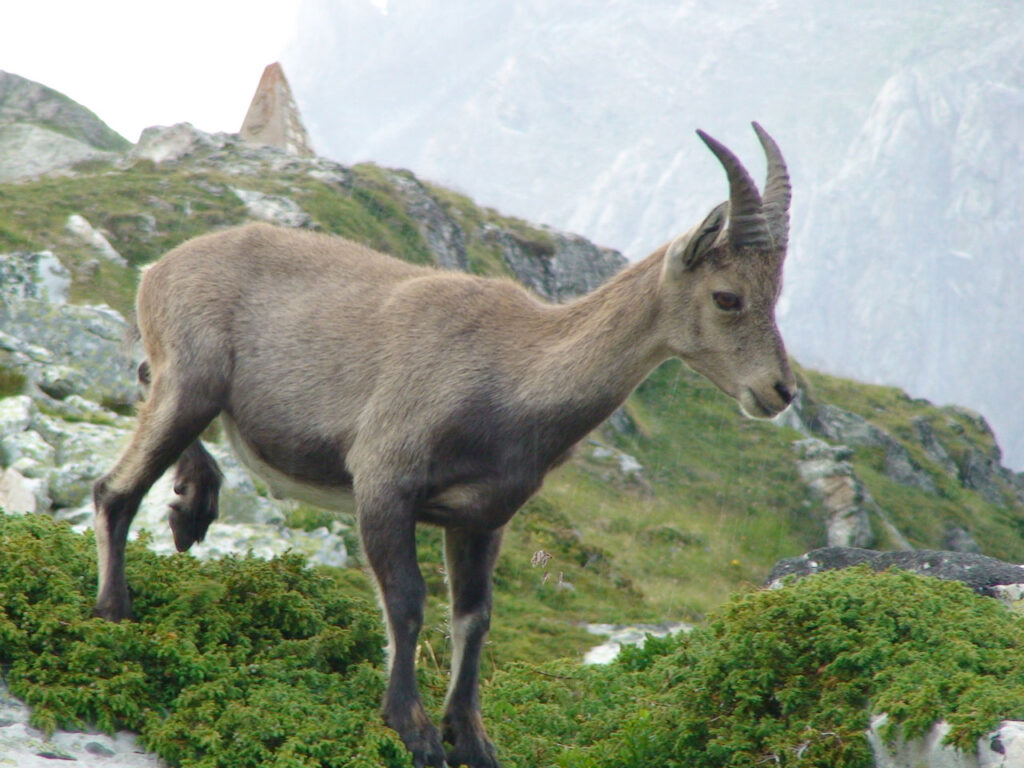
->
[1,71,1023,621]
[0,71,129,183]
[2,71,1024,768]
[284,0,1024,470]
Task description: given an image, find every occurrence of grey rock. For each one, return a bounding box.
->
[870,714,1024,768]
[0,679,165,768]
[583,622,691,665]
[959,446,1007,506]
[944,525,982,554]
[0,298,138,408]
[0,71,128,152]
[0,395,35,435]
[487,224,627,301]
[231,187,312,228]
[0,252,70,304]
[0,123,119,183]
[131,122,226,165]
[0,429,56,471]
[773,388,813,434]
[912,416,960,479]
[792,438,875,548]
[65,214,127,266]
[384,170,469,270]
[35,365,92,401]
[809,405,937,493]
[0,467,50,514]
[767,546,1024,598]
[606,406,637,436]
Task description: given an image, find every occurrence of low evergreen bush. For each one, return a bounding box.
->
[486,567,1024,767]
[2,513,1022,767]
[0,513,411,767]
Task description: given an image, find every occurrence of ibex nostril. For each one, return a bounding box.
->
[774,381,795,405]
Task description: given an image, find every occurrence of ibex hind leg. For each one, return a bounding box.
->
[169,439,222,552]
[93,365,224,621]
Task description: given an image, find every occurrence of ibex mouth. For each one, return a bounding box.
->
[739,387,793,420]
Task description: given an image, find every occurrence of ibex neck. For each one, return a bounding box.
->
[522,246,669,431]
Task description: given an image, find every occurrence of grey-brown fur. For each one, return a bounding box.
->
[93,125,796,768]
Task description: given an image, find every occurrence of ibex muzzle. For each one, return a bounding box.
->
[93,124,795,768]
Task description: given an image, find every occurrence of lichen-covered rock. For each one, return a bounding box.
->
[0,298,138,408]
[0,428,56,473]
[0,395,35,436]
[0,251,71,304]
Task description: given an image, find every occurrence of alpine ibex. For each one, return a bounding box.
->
[93,124,795,768]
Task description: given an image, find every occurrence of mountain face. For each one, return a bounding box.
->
[283,0,1024,468]
[0,70,129,182]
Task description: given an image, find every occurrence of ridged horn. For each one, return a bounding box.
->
[752,122,791,250]
[696,129,771,250]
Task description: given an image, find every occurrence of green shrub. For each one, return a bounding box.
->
[485,567,1024,768]
[2,516,1023,768]
[0,514,410,767]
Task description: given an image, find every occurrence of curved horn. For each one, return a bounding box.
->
[752,122,791,250]
[696,129,771,249]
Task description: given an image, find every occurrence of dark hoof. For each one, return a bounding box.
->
[387,712,447,768]
[93,595,135,623]
[446,744,500,768]
[402,731,448,768]
[443,717,501,768]
[168,487,218,552]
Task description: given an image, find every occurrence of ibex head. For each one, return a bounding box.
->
[660,122,796,419]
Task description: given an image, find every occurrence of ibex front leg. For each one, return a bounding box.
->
[360,496,447,768]
[442,527,503,768]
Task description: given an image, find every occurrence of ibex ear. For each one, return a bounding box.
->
[664,201,728,279]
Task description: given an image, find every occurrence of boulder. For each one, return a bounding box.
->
[767,546,1024,598]
[65,214,127,266]
[0,467,50,514]
[869,714,1024,768]
[131,122,227,165]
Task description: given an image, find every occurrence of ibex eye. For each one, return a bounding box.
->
[713,292,743,311]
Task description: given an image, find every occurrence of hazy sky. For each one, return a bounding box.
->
[1,0,302,142]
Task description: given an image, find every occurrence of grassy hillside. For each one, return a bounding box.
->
[2,135,1023,676]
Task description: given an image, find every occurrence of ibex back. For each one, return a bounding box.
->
[94,123,795,768]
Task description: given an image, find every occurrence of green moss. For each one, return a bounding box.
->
[0,359,27,397]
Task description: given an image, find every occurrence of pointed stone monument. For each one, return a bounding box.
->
[239,62,315,157]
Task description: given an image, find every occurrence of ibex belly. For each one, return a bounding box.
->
[220,414,353,510]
